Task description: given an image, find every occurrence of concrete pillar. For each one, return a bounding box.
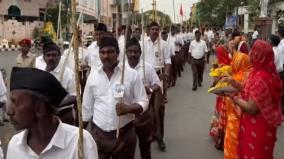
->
[272,17,277,34]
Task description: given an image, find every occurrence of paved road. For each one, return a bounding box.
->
[0,51,284,159]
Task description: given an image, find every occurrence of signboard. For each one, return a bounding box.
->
[225,16,237,29]
[76,0,97,17]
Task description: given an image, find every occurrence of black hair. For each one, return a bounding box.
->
[28,90,55,114]
[278,27,284,37]
[149,21,159,28]
[195,30,201,35]
[231,30,241,40]
[270,34,281,47]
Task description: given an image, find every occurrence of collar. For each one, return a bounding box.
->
[127,60,143,70]
[50,63,62,73]
[147,36,158,44]
[98,62,123,73]
[17,119,66,150]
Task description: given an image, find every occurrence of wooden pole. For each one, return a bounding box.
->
[71,0,84,158]
[116,0,132,139]
[141,9,146,84]
[57,1,62,41]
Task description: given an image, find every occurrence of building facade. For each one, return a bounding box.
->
[0,0,51,42]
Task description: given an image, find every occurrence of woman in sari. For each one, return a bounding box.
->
[209,44,231,150]
[224,40,283,159]
[223,47,252,159]
[215,45,231,114]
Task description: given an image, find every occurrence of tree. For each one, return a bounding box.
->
[195,0,241,28]
[129,10,172,28]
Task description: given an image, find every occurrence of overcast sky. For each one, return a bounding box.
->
[139,0,199,23]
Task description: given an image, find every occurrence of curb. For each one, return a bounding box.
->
[0,48,20,52]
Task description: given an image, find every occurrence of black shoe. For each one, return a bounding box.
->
[158,139,166,152]
[192,87,197,91]
[198,82,202,87]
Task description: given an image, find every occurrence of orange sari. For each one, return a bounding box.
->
[224,52,252,159]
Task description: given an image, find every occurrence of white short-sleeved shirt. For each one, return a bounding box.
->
[85,41,102,71]
[278,39,284,72]
[127,61,161,88]
[0,141,3,159]
[273,46,283,72]
[168,34,184,52]
[142,37,171,70]
[62,47,88,72]
[189,39,208,59]
[82,63,149,131]
[35,55,46,70]
[252,31,259,39]
[49,64,76,96]
[7,120,98,159]
[0,72,6,103]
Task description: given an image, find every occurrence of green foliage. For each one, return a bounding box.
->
[130,10,172,28]
[32,27,41,39]
[195,0,241,28]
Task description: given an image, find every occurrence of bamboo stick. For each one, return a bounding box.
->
[71,0,84,158]
[116,0,132,139]
[141,9,146,84]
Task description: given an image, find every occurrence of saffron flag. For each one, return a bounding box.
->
[180,4,184,16]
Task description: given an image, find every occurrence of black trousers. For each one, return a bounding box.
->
[134,106,154,159]
[91,122,137,159]
[191,57,205,88]
[152,89,165,140]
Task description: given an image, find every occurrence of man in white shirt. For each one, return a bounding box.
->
[189,30,208,91]
[82,37,148,159]
[142,22,171,151]
[168,26,184,86]
[62,39,88,72]
[6,67,98,159]
[0,71,7,125]
[62,37,89,92]
[85,23,107,71]
[269,35,282,72]
[0,141,3,159]
[252,27,259,46]
[35,36,54,70]
[40,42,77,125]
[126,38,161,159]
[277,27,284,113]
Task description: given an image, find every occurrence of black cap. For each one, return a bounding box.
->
[126,38,141,50]
[43,42,61,55]
[149,21,159,28]
[270,34,281,46]
[96,23,107,32]
[278,26,284,37]
[10,67,68,106]
[40,36,53,45]
[99,37,119,54]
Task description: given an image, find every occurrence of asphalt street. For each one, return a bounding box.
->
[0,51,284,159]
